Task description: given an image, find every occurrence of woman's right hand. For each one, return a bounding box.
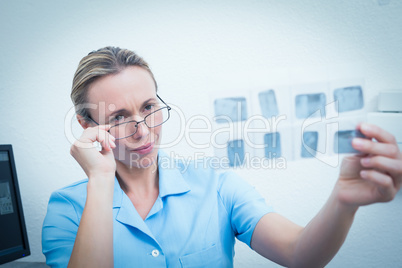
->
[70,125,117,179]
[68,125,116,268]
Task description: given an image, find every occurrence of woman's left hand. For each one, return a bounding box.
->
[335,123,402,209]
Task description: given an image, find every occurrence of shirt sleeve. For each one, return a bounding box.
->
[217,170,274,248]
[42,191,79,268]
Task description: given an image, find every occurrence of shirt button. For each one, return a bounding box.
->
[151,249,160,257]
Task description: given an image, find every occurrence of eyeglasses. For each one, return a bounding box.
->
[88,94,171,140]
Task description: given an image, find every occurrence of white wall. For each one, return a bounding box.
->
[0,0,401,267]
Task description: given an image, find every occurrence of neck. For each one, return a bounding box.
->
[115,159,159,196]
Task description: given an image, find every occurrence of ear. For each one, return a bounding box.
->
[77,114,91,129]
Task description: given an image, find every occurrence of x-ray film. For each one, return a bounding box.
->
[295,93,327,119]
[214,97,248,124]
[291,82,330,123]
[250,121,293,162]
[258,90,279,118]
[211,78,366,165]
[301,131,319,158]
[333,86,364,113]
[264,132,282,159]
[227,139,245,167]
[328,78,365,117]
[251,86,292,125]
[334,130,366,154]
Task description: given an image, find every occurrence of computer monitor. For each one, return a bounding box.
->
[0,144,30,264]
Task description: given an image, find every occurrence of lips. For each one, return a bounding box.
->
[132,142,153,151]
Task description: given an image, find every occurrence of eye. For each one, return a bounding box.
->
[144,104,154,111]
[113,115,126,122]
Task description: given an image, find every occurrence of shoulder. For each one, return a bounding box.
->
[47,179,89,215]
[52,179,88,200]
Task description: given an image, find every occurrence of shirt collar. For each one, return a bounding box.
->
[157,149,191,198]
[112,149,190,208]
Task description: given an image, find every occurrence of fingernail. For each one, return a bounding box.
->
[361,158,370,165]
[361,123,370,132]
[360,170,368,178]
[352,138,364,148]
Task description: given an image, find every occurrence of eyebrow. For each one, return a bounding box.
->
[108,97,157,118]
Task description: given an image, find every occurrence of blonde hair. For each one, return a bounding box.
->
[71,46,157,120]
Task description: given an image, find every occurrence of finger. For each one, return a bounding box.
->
[352,138,400,158]
[361,156,402,174]
[357,123,397,145]
[102,131,116,149]
[97,126,116,148]
[339,155,364,178]
[77,126,115,150]
[90,127,115,151]
[109,135,116,148]
[97,124,112,131]
[99,125,116,145]
[99,133,114,151]
[360,169,397,201]
[100,142,115,156]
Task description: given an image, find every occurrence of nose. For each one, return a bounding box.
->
[133,119,150,139]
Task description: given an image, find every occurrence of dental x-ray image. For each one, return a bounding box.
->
[333,86,364,113]
[301,131,319,158]
[212,79,365,163]
[264,132,281,159]
[258,90,279,118]
[214,97,248,123]
[295,93,327,119]
[334,130,366,154]
[227,139,245,167]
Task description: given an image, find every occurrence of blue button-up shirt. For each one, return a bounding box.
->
[42,150,272,267]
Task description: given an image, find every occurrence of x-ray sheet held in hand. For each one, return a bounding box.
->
[210,78,367,167]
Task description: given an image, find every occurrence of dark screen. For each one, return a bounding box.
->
[0,147,30,264]
[0,151,24,254]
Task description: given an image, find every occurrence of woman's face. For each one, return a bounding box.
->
[86,66,161,169]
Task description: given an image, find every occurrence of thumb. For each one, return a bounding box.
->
[339,155,364,179]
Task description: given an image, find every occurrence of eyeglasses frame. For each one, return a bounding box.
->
[87,94,171,140]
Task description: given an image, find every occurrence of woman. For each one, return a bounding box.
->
[42,46,402,268]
